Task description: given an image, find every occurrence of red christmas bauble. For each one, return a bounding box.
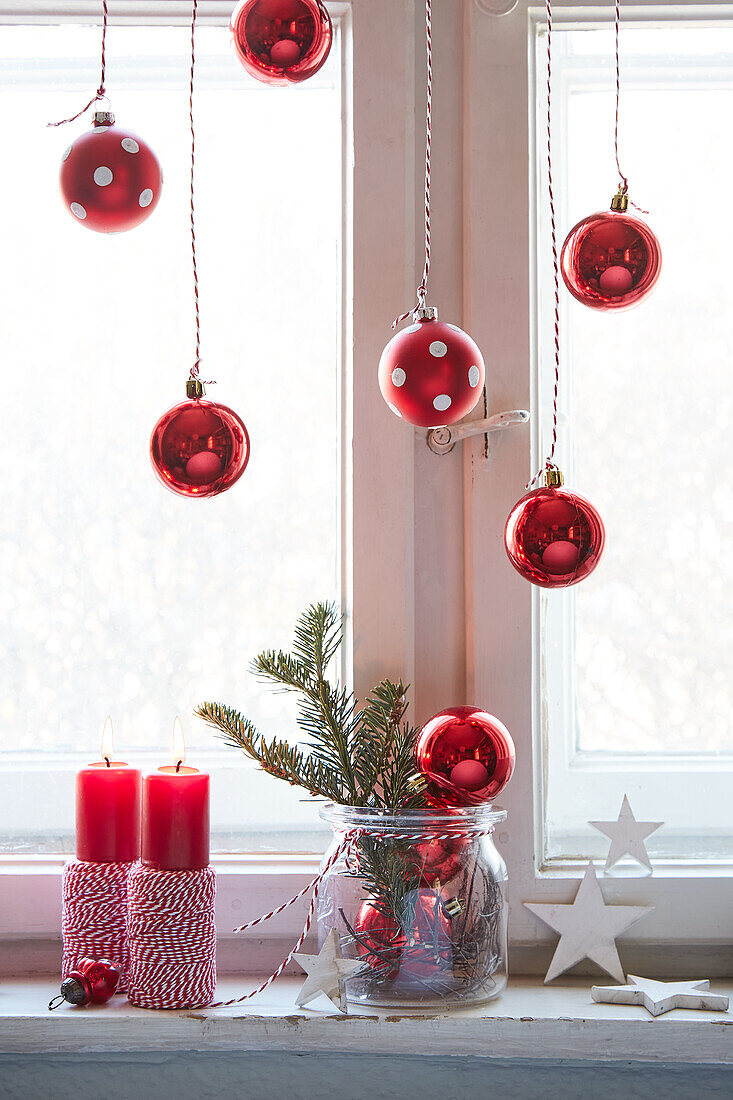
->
[504,478,605,588]
[77,957,120,1003]
[378,310,485,428]
[150,396,250,498]
[354,891,452,981]
[416,705,515,808]
[560,208,661,310]
[60,114,162,234]
[410,834,466,885]
[230,0,332,86]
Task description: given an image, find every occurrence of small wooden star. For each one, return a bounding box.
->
[592,975,729,1017]
[589,795,663,873]
[293,929,365,1013]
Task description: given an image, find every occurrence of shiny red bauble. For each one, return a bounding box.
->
[60,114,162,234]
[378,310,485,428]
[410,834,466,885]
[416,706,515,808]
[231,0,332,86]
[560,206,661,310]
[504,477,605,588]
[50,958,120,1009]
[354,891,452,981]
[150,396,250,498]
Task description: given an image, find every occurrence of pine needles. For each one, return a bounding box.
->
[195,601,427,810]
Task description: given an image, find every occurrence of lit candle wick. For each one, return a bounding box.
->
[104,756,111,768]
[176,760,183,774]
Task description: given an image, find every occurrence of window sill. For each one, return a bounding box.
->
[2,976,731,1064]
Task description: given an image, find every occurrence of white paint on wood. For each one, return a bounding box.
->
[592,975,730,1018]
[589,796,663,874]
[1,976,731,1064]
[524,863,654,983]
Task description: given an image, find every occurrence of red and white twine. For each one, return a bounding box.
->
[48,0,109,127]
[127,862,216,1010]
[393,0,432,328]
[62,859,132,990]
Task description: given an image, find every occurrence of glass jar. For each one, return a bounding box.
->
[317,804,508,1009]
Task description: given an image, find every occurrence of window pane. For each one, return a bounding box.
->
[0,22,342,854]
[538,24,733,860]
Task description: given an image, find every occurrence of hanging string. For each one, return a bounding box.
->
[392,0,432,328]
[527,0,560,489]
[48,0,109,127]
[613,0,647,213]
[188,0,203,381]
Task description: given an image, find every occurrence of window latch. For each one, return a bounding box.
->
[426,409,529,456]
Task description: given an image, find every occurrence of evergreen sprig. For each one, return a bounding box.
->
[195,601,426,809]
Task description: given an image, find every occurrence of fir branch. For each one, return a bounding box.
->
[355,679,410,804]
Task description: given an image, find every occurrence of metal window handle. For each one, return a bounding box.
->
[426,409,529,455]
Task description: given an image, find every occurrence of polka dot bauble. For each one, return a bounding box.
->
[60,113,162,234]
[504,468,605,588]
[415,706,515,809]
[150,390,250,499]
[560,194,661,311]
[378,308,485,428]
[230,0,332,86]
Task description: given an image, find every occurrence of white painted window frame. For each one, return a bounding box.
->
[465,0,733,968]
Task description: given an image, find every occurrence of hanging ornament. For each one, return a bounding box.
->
[59,111,162,233]
[379,307,485,428]
[505,0,604,584]
[151,0,250,498]
[353,890,452,982]
[415,706,515,809]
[380,0,486,429]
[49,1,162,233]
[560,190,661,310]
[505,466,605,588]
[150,380,250,498]
[560,0,661,310]
[230,0,332,86]
[49,958,120,1010]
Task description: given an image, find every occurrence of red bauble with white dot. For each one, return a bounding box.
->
[60,112,162,234]
[354,891,452,982]
[230,0,332,86]
[150,387,250,498]
[560,196,661,311]
[416,706,515,809]
[504,469,605,588]
[378,307,485,428]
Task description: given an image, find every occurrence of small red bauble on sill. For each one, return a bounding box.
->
[59,111,162,234]
[378,306,485,429]
[150,380,250,499]
[504,466,605,589]
[416,705,515,809]
[49,958,120,1010]
[230,0,333,86]
[560,190,661,311]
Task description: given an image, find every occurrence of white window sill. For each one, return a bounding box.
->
[2,976,731,1064]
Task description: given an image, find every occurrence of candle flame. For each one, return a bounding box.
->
[172,717,186,771]
[101,716,114,764]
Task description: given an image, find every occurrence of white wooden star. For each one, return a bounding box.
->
[590,795,663,873]
[293,929,365,1013]
[592,975,729,1017]
[524,862,654,983]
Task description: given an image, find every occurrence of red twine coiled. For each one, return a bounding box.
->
[127,862,216,1010]
[62,860,133,990]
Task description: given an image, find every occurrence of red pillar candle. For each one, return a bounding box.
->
[76,718,142,863]
[142,719,210,871]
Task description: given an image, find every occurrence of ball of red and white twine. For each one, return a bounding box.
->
[127,863,216,1009]
[62,860,133,990]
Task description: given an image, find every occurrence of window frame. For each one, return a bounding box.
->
[465,0,733,970]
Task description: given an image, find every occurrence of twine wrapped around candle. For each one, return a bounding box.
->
[62,860,133,990]
[127,862,216,1009]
